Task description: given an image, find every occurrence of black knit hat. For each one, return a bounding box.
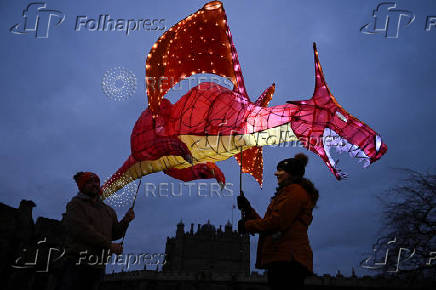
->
[277,153,309,178]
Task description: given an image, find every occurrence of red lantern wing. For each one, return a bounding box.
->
[146,1,249,118]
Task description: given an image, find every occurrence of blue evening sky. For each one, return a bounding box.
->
[1,0,435,276]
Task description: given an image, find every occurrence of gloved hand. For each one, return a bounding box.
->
[110,242,123,255]
[238,219,246,234]
[237,191,251,211]
[123,208,135,223]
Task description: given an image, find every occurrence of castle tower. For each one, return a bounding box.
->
[176,219,184,238]
[163,220,250,274]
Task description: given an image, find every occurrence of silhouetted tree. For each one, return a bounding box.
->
[361,169,435,283]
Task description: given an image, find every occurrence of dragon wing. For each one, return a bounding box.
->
[103,2,254,197]
[146,1,249,118]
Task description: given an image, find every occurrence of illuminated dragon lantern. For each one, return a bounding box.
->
[102,1,387,197]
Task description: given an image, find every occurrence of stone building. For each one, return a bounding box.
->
[0,200,65,290]
[0,200,433,289]
[101,221,433,290]
[102,269,432,290]
[163,220,250,275]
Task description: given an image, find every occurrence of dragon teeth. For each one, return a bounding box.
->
[357,151,366,158]
[351,144,359,151]
[363,159,370,168]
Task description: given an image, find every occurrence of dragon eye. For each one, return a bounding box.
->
[336,111,348,123]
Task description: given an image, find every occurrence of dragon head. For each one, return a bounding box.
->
[289,43,387,179]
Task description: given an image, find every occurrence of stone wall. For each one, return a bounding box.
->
[163,221,250,274]
[0,200,433,290]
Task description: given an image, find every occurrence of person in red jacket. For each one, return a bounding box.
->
[238,153,319,290]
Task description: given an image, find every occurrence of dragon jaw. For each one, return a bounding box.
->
[242,105,387,180]
[322,127,387,179]
[279,43,388,180]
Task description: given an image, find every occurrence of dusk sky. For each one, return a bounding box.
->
[1,0,435,277]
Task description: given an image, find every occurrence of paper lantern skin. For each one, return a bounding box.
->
[102,2,387,197]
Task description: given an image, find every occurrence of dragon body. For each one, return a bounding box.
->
[102,1,387,197]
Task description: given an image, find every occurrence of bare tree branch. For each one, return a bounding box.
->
[360,169,436,282]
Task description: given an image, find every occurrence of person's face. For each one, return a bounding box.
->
[274,168,291,185]
[82,175,100,197]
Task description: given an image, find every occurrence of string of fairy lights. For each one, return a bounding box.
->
[102,174,139,208]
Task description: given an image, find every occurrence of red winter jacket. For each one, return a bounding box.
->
[245,183,314,273]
